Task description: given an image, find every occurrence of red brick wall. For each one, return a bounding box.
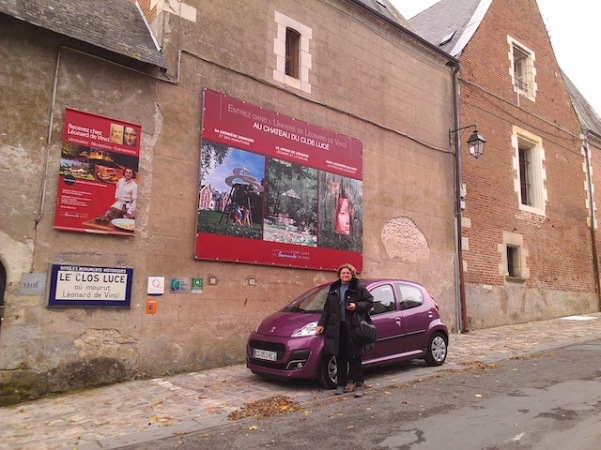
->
[130,0,157,22]
[458,0,596,293]
[590,139,601,305]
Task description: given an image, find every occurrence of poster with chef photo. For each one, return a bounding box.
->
[54,108,141,236]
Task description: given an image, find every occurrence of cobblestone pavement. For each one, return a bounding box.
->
[2,313,601,450]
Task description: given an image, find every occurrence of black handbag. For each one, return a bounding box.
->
[349,313,377,346]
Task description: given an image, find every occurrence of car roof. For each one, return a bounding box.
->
[316,278,425,287]
[362,278,419,284]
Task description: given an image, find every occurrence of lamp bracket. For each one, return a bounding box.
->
[449,124,478,146]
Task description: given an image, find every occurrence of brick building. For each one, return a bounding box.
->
[410,0,601,329]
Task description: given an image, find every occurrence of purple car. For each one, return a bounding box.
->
[246,279,449,388]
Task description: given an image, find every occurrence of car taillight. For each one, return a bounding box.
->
[430,293,440,312]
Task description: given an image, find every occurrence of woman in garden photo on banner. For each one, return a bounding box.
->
[335,183,353,235]
[233,205,243,225]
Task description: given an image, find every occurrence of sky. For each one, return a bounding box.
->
[203,147,265,193]
[389,0,601,117]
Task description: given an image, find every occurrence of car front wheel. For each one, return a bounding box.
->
[318,354,338,388]
[424,331,448,366]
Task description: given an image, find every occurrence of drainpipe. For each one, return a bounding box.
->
[451,64,469,333]
[583,129,601,312]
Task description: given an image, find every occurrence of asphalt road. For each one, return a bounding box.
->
[122,338,601,450]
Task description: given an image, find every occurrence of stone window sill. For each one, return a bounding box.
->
[505,276,527,284]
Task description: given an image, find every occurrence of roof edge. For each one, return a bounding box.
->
[347,0,459,66]
[449,0,493,56]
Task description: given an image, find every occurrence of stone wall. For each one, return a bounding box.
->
[0,0,458,398]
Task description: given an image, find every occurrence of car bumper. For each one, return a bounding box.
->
[246,332,325,381]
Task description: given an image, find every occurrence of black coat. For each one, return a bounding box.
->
[318,278,374,357]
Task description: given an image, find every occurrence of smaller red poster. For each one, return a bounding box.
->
[54,108,141,236]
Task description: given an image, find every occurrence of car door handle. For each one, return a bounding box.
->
[395,317,401,326]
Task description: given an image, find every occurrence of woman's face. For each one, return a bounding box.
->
[335,198,351,235]
[123,127,137,146]
[339,268,353,283]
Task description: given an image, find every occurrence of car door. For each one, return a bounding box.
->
[364,283,404,362]
[397,282,431,357]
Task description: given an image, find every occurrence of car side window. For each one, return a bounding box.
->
[370,284,396,315]
[397,284,424,310]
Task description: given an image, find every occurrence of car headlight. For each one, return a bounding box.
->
[291,321,319,337]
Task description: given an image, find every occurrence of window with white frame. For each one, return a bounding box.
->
[508,37,536,100]
[274,12,312,93]
[513,127,545,214]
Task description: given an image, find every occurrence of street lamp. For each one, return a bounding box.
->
[449,125,486,159]
[449,124,486,333]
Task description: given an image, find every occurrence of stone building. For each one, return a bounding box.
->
[0,0,461,398]
[410,0,601,329]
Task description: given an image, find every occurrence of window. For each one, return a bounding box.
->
[508,37,536,100]
[499,231,529,282]
[397,284,424,310]
[519,146,532,206]
[439,31,455,46]
[273,11,312,93]
[513,127,545,214]
[370,284,395,315]
[513,46,529,91]
[285,28,300,78]
[506,245,520,277]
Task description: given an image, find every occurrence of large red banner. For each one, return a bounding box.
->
[195,89,364,271]
[54,108,141,236]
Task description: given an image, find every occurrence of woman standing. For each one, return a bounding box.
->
[315,263,373,397]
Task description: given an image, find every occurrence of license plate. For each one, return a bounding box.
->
[253,348,277,361]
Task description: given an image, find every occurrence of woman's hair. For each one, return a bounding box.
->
[336,262,357,278]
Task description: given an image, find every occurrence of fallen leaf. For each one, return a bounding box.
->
[459,361,496,369]
[228,396,303,420]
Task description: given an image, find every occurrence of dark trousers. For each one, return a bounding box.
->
[337,324,363,387]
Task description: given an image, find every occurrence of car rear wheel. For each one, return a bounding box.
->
[318,355,337,388]
[425,331,448,366]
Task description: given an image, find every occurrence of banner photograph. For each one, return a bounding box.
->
[195,89,363,271]
[54,108,141,236]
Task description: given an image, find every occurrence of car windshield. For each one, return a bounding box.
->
[282,285,329,313]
